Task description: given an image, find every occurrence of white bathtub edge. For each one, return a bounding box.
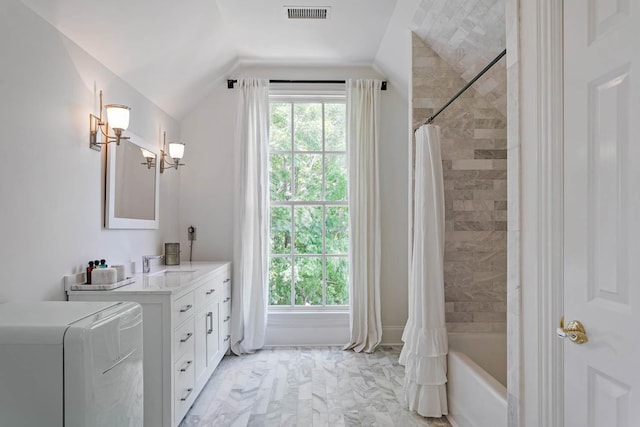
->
[447,349,507,427]
[450,350,507,402]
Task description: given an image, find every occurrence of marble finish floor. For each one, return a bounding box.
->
[180,346,451,427]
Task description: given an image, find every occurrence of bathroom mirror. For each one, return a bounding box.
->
[105,132,160,229]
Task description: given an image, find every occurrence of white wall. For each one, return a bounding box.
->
[0,0,180,301]
[179,64,409,345]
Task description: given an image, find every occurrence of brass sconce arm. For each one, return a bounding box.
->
[89,90,131,151]
[159,131,186,173]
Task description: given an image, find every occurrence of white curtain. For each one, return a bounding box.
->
[344,79,383,354]
[399,124,448,417]
[230,78,270,355]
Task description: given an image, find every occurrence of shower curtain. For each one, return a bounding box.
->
[399,124,448,417]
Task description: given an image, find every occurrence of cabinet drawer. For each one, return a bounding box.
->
[220,281,231,318]
[174,352,196,424]
[173,292,195,325]
[195,280,217,312]
[220,303,231,330]
[220,328,231,351]
[174,316,195,361]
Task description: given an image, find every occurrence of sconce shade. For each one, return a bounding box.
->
[105,104,131,131]
[169,142,185,159]
[140,148,155,159]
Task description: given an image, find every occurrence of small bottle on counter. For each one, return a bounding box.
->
[100,259,107,268]
[86,261,94,284]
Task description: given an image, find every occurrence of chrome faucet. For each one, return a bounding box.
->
[142,255,164,273]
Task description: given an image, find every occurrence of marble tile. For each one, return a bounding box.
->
[474,149,507,159]
[180,347,451,427]
[412,27,508,352]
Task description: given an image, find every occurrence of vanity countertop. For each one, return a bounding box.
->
[66,262,230,297]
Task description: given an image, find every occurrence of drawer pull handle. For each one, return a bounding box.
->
[223,297,230,303]
[224,316,231,323]
[223,278,231,283]
[180,360,193,372]
[206,289,215,295]
[224,334,230,342]
[180,388,194,401]
[179,304,193,313]
[207,312,214,334]
[180,332,193,343]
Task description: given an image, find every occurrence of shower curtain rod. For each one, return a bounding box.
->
[420,49,506,127]
[227,79,387,90]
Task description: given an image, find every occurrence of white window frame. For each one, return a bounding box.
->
[268,90,349,312]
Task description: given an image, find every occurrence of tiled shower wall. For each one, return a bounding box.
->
[411,33,507,333]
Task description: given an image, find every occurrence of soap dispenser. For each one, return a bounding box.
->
[86,261,94,284]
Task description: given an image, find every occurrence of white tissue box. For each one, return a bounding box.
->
[92,268,117,285]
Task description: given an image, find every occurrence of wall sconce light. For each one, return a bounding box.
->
[160,131,186,173]
[140,148,156,169]
[89,90,131,151]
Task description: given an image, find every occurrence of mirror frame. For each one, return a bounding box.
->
[105,131,160,229]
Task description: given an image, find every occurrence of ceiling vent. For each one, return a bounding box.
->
[284,6,331,20]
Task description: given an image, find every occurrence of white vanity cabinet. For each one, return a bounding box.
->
[193,267,231,393]
[67,262,231,427]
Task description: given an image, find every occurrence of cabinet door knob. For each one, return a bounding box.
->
[180,332,193,343]
[179,304,193,313]
[224,316,231,323]
[223,278,230,283]
[206,289,215,295]
[223,297,230,303]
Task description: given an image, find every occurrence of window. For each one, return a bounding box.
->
[268,96,349,308]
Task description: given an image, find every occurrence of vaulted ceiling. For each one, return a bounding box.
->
[21,0,505,119]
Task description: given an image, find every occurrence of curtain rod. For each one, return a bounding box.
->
[227,79,387,91]
[420,49,506,127]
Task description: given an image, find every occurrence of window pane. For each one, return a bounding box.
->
[325,206,349,254]
[324,154,347,201]
[326,257,349,305]
[269,257,292,305]
[325,103,346,151]
[270,103,291,151]
[294,103,322,151]
[294,154,322,200]
[270,207,291,254]
[268,99,350,308]
[294,206,322,254]
[270,154,291,201]
[294,257,323,305]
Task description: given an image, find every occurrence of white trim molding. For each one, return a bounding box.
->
[265,311,350,346]
[536,0,565,425]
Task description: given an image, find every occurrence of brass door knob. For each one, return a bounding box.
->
[556,318,588,344]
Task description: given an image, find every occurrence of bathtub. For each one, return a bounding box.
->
[446,333,507,427]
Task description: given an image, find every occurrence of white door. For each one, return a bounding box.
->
[563,0,640,426]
